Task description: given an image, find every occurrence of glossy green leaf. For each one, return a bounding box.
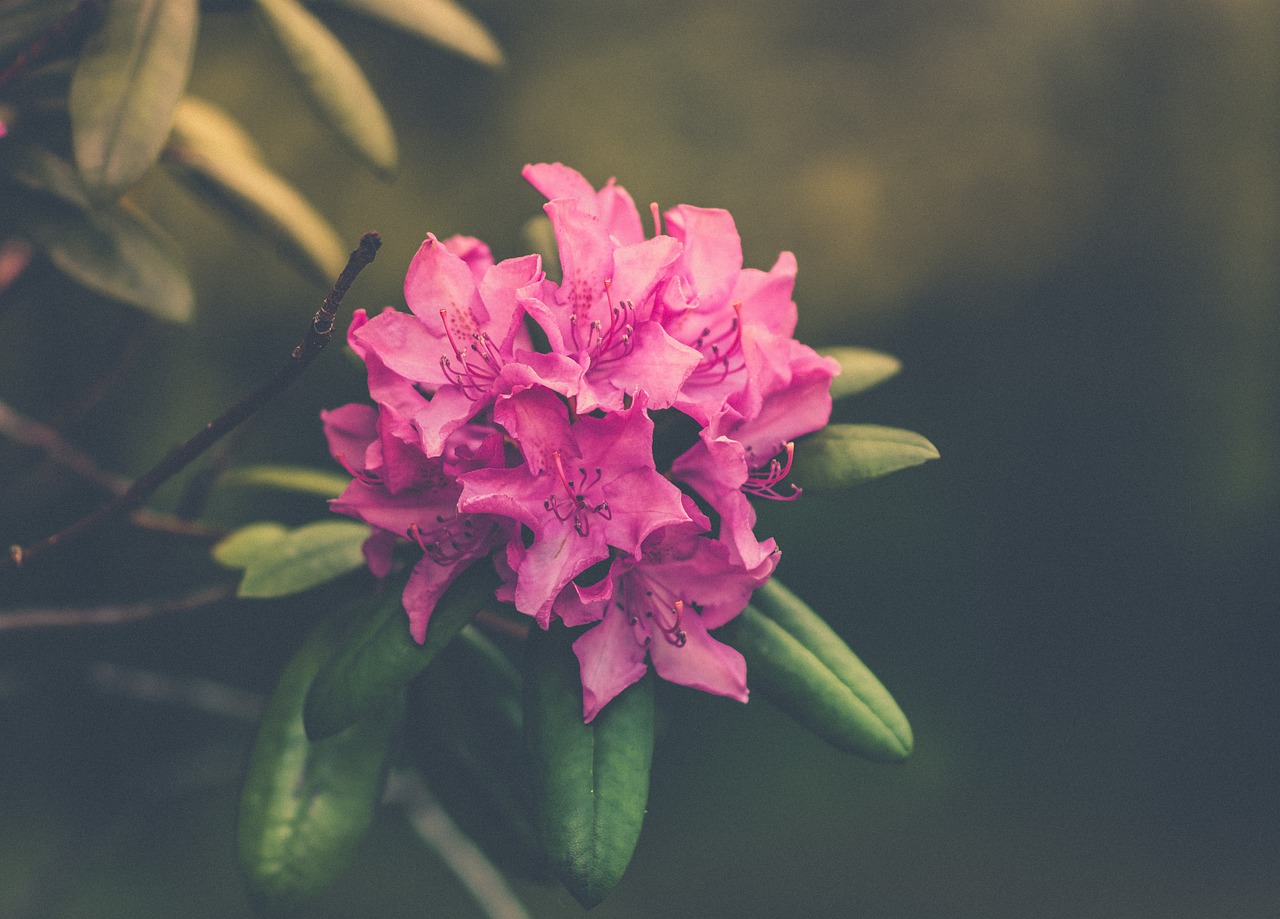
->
[253,0,397,174]
[792,423,939,491]
[819,346,902,400]
[212,519,369,598]
[238,612,404,912]
[3,143,92,208]
[69,0,198,202]
[220,464,350,499]
[324,0,504,68]
[723,578,912,761]
[524,626,653,909]
[165,96,347,286]
[304,563,499,740]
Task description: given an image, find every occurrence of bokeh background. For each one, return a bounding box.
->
[3,1,1279,916]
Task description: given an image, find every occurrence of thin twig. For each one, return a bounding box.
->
[2,232,380,571]
[85,661,265,723]
[384,770,533,919]
[0,583,236,633]
[0,397,225,539]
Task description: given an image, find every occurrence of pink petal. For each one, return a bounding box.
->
[573,610,649,722]
[648,612,748,703]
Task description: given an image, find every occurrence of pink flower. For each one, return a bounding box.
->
[322,404,508,643]
[457,385,691,626]
[556,522,776,721]
[352,234,579,457]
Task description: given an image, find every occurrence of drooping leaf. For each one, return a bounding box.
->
[4,144,195,321]
[723,578,912,761]
[213,519,369,598]
[304,563,499,740]
[323,0,504,68]
[165,95,347,286]
[524,625,653,909]
[21,203,193,322]
[238,612,404,912]
[69,0,198,202]
[791,423,939,491]
[819,346,902,400]
[219,464,350,499]
[253,0,397,174]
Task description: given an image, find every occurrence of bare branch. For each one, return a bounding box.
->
[384,770,533,919]
[2,232,380,571]
[0,583,235,633]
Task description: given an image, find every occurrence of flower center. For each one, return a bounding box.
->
[438,308,505,398]
[689,302,745,383]
[542,450,611,537]
[569,278,636,366]
[615,577,699,649]
[742,441,801,500]
[407,512,488,564]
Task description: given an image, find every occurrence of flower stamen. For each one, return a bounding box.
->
[742,441,802,500]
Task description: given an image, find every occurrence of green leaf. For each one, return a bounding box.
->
[69,0,198,202]
[3,143,194,321]
[165,96,347,286]
[723,578,912,761]
[304,563,499,740]
[792,423,939,491]
[253,0,397,174]
[220,464,350,499]
[238,612,404,912]
[524,625,653,909]
[324,0,505,68]
[22,197,195,322]
[819,346,902,400]
[213,519,369,598]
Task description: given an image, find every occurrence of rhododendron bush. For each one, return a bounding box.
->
[0,4,936,914]
[219,163,932,910]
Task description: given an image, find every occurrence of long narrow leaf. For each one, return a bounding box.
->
[238,613,404,912]
[69,0,198,202]
[819,346,902,400]
[323,0,504,68]
[254,0,397,174]
[165,96,348,286]
[792,423,939,490]
[524,626,653,909]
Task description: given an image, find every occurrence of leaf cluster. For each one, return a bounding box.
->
[0,0,501,319]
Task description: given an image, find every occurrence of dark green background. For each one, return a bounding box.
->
[2,1,1278,916]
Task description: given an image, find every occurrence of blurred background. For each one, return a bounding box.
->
[2,0,1279,916]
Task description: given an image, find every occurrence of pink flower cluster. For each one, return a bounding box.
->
[324,164,839,720]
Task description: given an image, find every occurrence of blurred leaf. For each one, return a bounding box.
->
[212,521,289,568]
[22,205,194,322]
[238,612,404,912]
[304,562,499,740]
[521,214,559,281]
[723,578,912,761]
[5,144,194,320]
[323,0,504,68]
[69,0,198,202]
[213,519,369,598]
[792,423,939,491]
[524,625,653,909]
[220,464,349,499]
[253,0,397,174]
[819,346,901,400]
[166,95,348,285]
[3,143,92,208]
